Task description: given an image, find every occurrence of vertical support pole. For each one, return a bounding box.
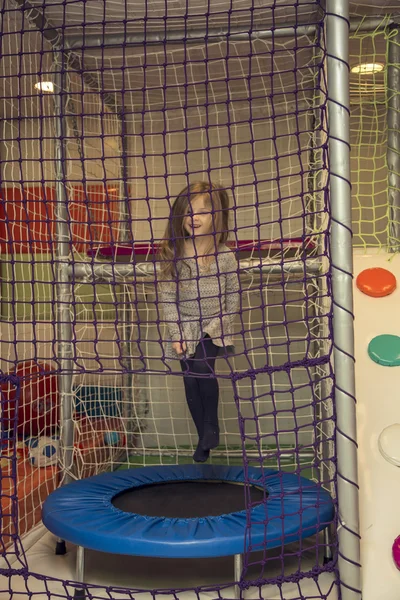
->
[117,116,136,455]
[54,50,75,485]
[305,34,324,239]
[326,2,361,599]
[387,25,400,252]
[73,545,85,599]
[234,553,243,599]
[307,33,335,562]
[308,278,334,563]
[118,115,132,245]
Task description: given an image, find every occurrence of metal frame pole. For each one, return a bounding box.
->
[234,553,243,599]
[117,116,137,452]
[326,1,361,599]
[387,24,400,252]
[308,276,334,561]
[305,34,324,238]
[119,116,132,244]
[69,258,322,281]
[64,17,398,49]
[74,545,85,600]
[308,30,336,563]
[53,50,75,554]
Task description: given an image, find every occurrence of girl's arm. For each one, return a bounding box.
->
[224,252,240,327]
[157,280,182,342]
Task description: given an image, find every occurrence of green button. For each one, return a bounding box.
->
[368,334,400,366]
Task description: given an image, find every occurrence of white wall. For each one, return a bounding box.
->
[128,100,312,243]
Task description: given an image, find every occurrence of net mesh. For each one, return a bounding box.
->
[350,20,400,249]
[0,0,381,598]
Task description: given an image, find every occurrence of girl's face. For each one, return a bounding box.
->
[183,195,213,238]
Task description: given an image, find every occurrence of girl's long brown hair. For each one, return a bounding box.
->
[158,181,230,279]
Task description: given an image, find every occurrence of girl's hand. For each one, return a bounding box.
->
[172,341,187,356]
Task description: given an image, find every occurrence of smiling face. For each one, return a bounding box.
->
[158,182,231,278]
[183,194,213,238]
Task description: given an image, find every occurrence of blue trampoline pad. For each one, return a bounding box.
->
[42,464,334,559]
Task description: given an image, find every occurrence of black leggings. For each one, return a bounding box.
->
[180,335,220,440]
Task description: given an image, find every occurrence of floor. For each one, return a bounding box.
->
[3,528,337,599]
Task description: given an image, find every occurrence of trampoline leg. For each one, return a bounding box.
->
[323,525,333,564]
[55,538,66,555]
[234,553,243,599]
[73,546,85,600]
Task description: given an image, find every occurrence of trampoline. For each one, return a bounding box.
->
[43,464,334,597]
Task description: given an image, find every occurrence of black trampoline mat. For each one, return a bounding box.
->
[112,481,266,518]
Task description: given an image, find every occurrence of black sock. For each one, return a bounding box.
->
[201,423,220,451]
[193,442,210,463]
[181,335,220,455]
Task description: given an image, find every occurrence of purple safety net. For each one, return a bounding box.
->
[0,0,345,598]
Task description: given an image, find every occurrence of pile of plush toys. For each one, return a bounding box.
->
[0,360,122,471]
[0,361,59,470]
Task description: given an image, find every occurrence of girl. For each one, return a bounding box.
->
[157,182,240,463]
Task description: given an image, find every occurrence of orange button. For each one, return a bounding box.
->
[356,267,396,297]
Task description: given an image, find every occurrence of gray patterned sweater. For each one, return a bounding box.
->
[158,245,240,359]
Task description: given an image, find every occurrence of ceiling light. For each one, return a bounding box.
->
[34,81,54,93]
[351,62,384,75]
